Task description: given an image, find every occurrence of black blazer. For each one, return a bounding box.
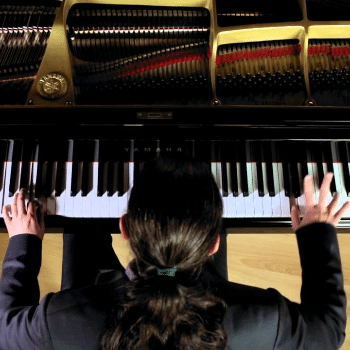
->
[0,222,346,350]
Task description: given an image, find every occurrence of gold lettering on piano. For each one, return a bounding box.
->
[37,73,68,100]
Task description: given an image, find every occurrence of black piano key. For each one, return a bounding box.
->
[121,140,132,192]
[339,142,350,196]
[117,162,125,196]
[221,161,228,197]
[226,141,238,197]
[9,140,22,197]
[107,161,115,197]
[71,141,80,196]
[212,141,226,196]
[29,142,38,201]
[300,141,309,189]
[217,142,228,197]
[81,141,95,197]
[253,141,264,197]
[44,161,54,197]
[322,141,336,195]
[237,141,249,196]
[106,140,116,197]
[0,141,8,192]
[280,141,291,197]
[55,140,69,197]
[263,141,275,197]
[289,141,300,198]
[35,141,45,198]
[19,140,34,192]
[98,140,107,197]
[314,141,324,188]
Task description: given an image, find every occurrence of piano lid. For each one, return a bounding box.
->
[0,0,350,107]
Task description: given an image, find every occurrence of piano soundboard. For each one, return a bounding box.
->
[1,0,350,231]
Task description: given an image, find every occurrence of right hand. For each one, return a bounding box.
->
[291,172,350,232]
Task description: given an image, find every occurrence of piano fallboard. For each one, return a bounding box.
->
[0,105,350,140]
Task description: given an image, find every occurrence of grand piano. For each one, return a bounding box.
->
[1,0,350,232]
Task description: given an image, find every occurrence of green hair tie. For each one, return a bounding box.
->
[157,267,177,277]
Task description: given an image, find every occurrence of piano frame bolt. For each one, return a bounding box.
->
[211,99,221,106]
[306,99,316,106]
[28,100,35,105]
[66,101,72,105]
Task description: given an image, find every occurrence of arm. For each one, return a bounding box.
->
[271,222,346,349]
[272,173,348,349]
[0,190,53,350]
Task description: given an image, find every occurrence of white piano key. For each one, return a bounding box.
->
[307,161,316,206]
[117,162,131,218]
[2,162,13,211]
[271,162,282,217]
[322,162,334,205]
[64,161,74,217]
[90,161,101,218]
[3,140,15,213]
[72,162,84,218]
[261,162,272,217]
[333,162,350,217]
[64,141,75,218]
[0,161,7,218]
[54,161,66,216]
[226,162,236,218]
[245,163,255,217]
[99,163,110,218]
[82,163,93,218]
[235,162,245,217]
[251,162,263,217]
[277,163,291,217]
[46,162,56,216]
[311,162,320,203]
[212,162,226,217]
[109,162,119,218]
[36,161,48,216]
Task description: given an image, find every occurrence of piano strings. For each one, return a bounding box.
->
[216,40,305,105]
[66,4,211,105]
[0,3,60,104]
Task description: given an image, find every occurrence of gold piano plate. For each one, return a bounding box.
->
[37,73,68,100]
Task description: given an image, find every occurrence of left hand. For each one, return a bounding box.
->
[3,189,45,240]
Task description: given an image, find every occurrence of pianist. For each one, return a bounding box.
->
[0,156,348,350]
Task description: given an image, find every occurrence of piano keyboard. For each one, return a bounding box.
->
[1,139,350,221]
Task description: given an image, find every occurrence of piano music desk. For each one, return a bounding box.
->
[0,230,349,349]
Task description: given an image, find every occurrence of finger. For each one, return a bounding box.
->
[291,205,300,231]
[39,204,45,227]
[328,192,340,217]
[11,193,19,217]
[3,205,11,226]
[304,175,315,207]
[27,202,36,218]
[318,172,333,208]
[333,201,350,225]
[17,189,26,216]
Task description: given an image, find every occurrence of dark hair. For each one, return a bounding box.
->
[100,155,228,350]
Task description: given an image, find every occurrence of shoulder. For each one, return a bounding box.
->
[46,270,127,316]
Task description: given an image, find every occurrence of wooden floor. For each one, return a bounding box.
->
[0,230,349,349]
